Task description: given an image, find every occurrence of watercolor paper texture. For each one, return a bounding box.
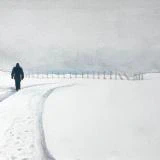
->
[0,1,159,160]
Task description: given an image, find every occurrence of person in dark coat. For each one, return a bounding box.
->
[11,63,24,91]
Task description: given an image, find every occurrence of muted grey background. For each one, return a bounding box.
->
[0,0,160,72]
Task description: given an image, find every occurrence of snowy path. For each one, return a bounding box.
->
[0,87,16,102]
[0,82,73,160]
[0,82,58,103]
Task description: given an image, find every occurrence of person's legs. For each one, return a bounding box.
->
[18,80,21,90]
[15,80,18,91]
[15,80,20,91]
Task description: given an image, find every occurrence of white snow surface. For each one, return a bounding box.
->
[0,71,160,160]
[44,77,160,160]
[0,71,73,160]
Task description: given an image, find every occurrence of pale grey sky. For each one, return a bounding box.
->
[0,0,160,72]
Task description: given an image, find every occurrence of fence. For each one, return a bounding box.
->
[0,68,145,80]
[24,72,144,80]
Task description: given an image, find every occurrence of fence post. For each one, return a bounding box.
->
[118,73,123,80]
[103,71,106,79]
[136,73,139,80]
[87,72,89,79]
[110,72,112,80]
[135,74,138,80]
[98,72,100,79]
[133,74,135,80]
[70,72,72,79]
[57,72,59,78]
[124,72,129,80]
[93,72,95,79]
[136,74,138,80]
[115,72,117,80]
[141,73,144,80]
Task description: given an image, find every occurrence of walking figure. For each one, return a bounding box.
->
[11,63,24,91]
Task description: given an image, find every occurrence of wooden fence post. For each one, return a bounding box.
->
[103,71,106,79]
[141,73,144,80]
[57,72,59,78]
[124,73,130,80]
[110,72,112,80]
[115,72,117,80]
[118,73,123,80]
[135,74,137,80]
[98,72,100,79]
[87,72,89,79]
[70,73,72,79]
[93,72,95,79]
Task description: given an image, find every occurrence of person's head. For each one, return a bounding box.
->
[16,63,20,67]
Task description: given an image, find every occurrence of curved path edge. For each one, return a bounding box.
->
[38,84,74,160]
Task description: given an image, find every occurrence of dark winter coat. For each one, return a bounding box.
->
[11,64,24,81]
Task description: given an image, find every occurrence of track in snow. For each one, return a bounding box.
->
[0,83,74,160]
[0,87,16,102]
[38,84,74,160]
[0,82,57,102]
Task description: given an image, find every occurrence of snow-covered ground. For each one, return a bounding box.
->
[0,71,160,160]
[43,79,160,160]
[0,71,73,160]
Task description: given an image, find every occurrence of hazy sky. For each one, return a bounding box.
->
[0,0,160,72]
